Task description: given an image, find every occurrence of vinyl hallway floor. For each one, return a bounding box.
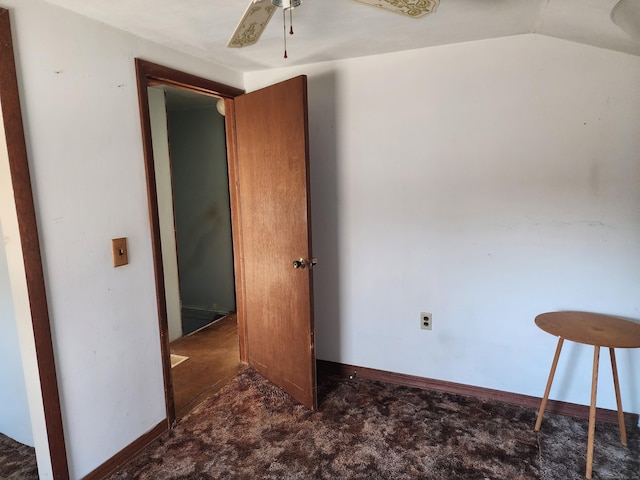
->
[170,313,245,418]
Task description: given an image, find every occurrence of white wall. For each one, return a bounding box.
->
[149,87,182,342]
[245,34,640,414]
[0,221,33,447]
[1,0,242,477]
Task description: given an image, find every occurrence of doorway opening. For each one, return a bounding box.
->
[147,84,242,417]
[135,58,248,424]
[149,86,236,336]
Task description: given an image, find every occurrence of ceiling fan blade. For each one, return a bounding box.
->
[352,0,439,18]
[228,0,277,48]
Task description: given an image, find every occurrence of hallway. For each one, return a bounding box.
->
[170,314,244,418]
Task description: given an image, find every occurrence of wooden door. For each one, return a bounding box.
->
[234,76,316,410]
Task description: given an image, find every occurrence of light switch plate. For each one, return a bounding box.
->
[112,238,128,267]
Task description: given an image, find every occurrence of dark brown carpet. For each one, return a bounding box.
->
[106,369,639,480]
[538,410,640,480]
[3,370,638,479]
[0,433,38,479]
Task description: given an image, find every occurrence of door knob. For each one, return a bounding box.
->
[292,257,318,269]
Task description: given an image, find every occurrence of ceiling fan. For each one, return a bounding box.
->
[227,0,440,50]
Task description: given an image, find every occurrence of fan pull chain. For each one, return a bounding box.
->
[283,7,288,58]
[289,8,294,35]
[282,5,297,59]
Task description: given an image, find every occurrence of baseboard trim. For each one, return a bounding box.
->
[83,420,167,480]
[181,306,227,320]
[317,360,639,426]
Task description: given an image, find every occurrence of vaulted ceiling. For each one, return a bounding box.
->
[41,0,640,73]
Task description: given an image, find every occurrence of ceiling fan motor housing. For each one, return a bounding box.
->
[272,0,302,9]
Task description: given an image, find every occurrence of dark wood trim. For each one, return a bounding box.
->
[135,59,176,424]
[301,78,318,407]
[317,360,639,426]
[82,421,166,480]
[0,8,70,479]
[223,98,248,364]
[134,59,247,425]
[139,59,244,99]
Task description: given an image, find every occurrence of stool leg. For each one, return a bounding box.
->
[609,348,627,446]
[535,337,564,431]
[586,345,600,480]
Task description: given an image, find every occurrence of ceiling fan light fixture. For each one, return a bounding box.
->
[611,0,640,41]
[216,98,226,117]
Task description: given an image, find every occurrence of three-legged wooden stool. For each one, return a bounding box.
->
[534,311,640,479]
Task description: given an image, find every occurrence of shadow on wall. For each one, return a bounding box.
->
[308,71,342,363]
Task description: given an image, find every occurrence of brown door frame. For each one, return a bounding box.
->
[134,59,247,424]
[0,8,69,479]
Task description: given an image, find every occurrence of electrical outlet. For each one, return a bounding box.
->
[420,312,432,330]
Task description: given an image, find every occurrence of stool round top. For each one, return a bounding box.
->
[535,311,640,348]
